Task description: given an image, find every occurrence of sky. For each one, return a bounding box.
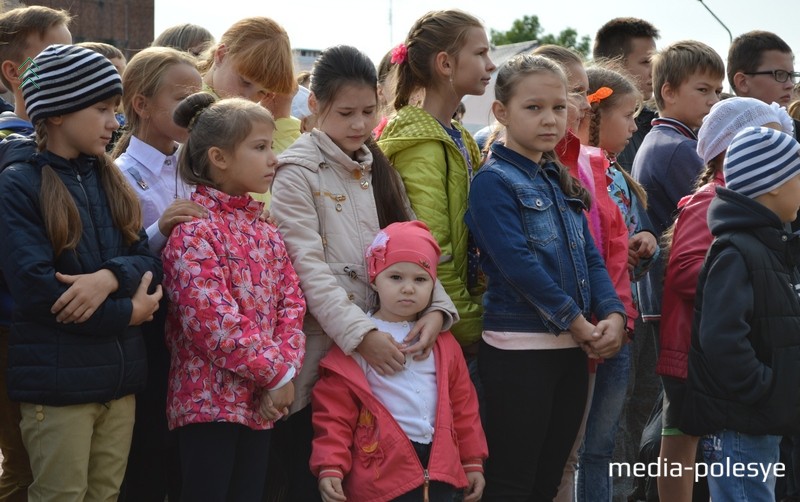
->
[155,0,800,85]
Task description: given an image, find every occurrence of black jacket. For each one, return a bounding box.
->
[680,187,800,436]
[0,150,162,405]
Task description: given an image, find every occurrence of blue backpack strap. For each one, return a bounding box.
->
[126,167,149,190]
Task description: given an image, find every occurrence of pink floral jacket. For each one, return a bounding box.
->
[162,185,306,430]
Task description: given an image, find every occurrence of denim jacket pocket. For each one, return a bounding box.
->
[518,189,557,246]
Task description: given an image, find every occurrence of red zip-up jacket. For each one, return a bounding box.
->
[658,171,724,379]
[310,331,486,502]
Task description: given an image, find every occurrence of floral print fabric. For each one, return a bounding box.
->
[162,184,305,430]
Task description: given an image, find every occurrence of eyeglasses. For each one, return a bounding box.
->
[744,69,800,84]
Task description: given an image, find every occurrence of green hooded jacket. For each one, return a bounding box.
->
[379,106,483,346]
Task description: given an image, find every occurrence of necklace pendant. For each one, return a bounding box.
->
[360,178,370,189]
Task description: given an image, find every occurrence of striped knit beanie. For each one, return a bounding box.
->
[22,44,122,124]
[723,126,800,199]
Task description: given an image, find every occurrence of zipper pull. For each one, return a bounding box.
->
[343,266,358,279]
[423,469,430,502]
[76,172,81,182]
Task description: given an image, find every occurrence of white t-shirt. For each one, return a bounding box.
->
[354,315,438,444]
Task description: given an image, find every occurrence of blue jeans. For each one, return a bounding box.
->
[576,343,631,502]
[702,430,781,502]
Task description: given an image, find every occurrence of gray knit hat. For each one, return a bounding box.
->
[22,44,123,124]
[723,126,800,199]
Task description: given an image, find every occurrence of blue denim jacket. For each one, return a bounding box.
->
[465,143,624,334]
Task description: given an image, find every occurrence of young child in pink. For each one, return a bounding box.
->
[311,221,487,502]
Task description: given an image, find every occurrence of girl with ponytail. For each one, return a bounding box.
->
[0,44,162,500]
[378,10,496,352]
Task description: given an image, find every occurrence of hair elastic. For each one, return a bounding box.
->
[391,43,407,65]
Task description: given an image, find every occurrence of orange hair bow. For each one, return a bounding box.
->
[588,87,614,104]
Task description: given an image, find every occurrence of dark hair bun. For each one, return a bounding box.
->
[173,92,217,129]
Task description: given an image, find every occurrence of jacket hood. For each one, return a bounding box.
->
[0,112,33,137]
[378,106,479,161]
[708,186,785,236]
[0,134,36,172]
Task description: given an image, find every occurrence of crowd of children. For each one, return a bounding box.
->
[0,4,800,502]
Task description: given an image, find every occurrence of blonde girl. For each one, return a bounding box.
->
[113,46,206,501]
[379,9,495,351]
[464,54,626,500]
[162,93,306,501]
[0,44,162,501]
[271,44,458,501]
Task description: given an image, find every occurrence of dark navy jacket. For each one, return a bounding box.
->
[680,187,800,436]
[0,125,36,327]
[0,150,162,405]
[465,143,624,334]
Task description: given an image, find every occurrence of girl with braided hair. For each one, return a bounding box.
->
[571,64,659,501]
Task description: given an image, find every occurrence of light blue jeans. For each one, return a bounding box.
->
[703,430,781,502]
[576,343,631,502]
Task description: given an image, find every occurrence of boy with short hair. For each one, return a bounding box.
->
[728,31,796,111]
[630,42,723,497]
[0,6,72,134]
[0,6,72,502]
[593,17,660,173]
[681,126,800,501]
[727,31,800,233]
[633,40,724,241]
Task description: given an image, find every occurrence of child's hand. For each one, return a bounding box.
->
[356,330,405,376]
[319,476,347,502]
[260,91,293,119]
[258,394,280,421]
[630,232,657,259]
[402,310,444,361]
[588,313,626,359]
[568,315,601,359]
[627,246,640,273]
[463,471,485,502]
[262,381,294,420]
[158,199,207,237]
[129,271,162,326]
[51,269,119,323]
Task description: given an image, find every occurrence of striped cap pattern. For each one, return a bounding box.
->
[723,126,800,199]
[22,44,122,124]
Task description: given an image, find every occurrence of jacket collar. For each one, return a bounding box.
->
[488,142,560,179]
[555,130,580,169]
[312,129,372,174]
[277,130,373,175]
[35,150,98,176]
[193,184,263,223]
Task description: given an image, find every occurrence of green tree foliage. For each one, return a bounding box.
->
[490,15,591,57]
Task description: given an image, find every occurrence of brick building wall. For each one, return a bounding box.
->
[14,0,154,58]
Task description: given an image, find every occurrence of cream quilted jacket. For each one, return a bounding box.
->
[271,130,458,412]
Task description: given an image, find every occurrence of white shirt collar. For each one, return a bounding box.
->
[126,136,179,177]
